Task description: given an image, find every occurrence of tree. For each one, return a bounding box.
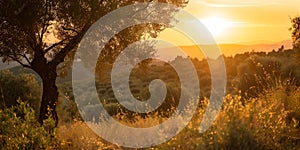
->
[290,16,300,64]
[0,0,188,126]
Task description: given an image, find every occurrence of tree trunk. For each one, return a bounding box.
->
[38,68,59,127]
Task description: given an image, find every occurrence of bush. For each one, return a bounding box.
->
[0,99,59,149]
[155,84,300,149]
[0,70,41,112]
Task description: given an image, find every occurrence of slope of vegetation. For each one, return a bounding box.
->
[55,80,300,149]
[1,46,300,149]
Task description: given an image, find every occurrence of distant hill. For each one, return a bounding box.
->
[0,61,93,85]
[0,61,20,70]
[215,39,293,57]
[158,40,293,60]
[0,39,294,78]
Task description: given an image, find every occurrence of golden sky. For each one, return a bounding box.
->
[158,0,300,45]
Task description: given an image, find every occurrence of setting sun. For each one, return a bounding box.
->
[158,0,300,46]
[200,16,232,37]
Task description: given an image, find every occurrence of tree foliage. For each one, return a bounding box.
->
[291,16,300,47]
[290,16,300,63]
[0,0,188,125]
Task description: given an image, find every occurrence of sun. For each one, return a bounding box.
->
[201,16,232,37]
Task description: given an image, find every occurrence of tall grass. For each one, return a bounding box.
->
[1,84,299,149]
[156,84,300,149]
[55,83,300,149]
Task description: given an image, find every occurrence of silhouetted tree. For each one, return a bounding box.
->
[290,16,300,64]
[0,0,188,126]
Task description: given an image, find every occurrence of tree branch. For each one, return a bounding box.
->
[44,39,67,54]
[7,55,32,69]
[48,32,84,67]
[62,26,79,34]
[16,53,31,65]
[39,0,51,46]
[21,28,37,50]
[0,45,30,65]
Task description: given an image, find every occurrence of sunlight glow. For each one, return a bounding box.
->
[201,16,233,37]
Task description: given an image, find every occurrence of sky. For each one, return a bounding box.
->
[157,0,300,45]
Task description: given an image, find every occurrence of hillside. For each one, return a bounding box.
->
[157,40,293,60]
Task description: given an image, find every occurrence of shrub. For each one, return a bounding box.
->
[0,70,41,112]
[155,84,300,149]
[0,99,59,149]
